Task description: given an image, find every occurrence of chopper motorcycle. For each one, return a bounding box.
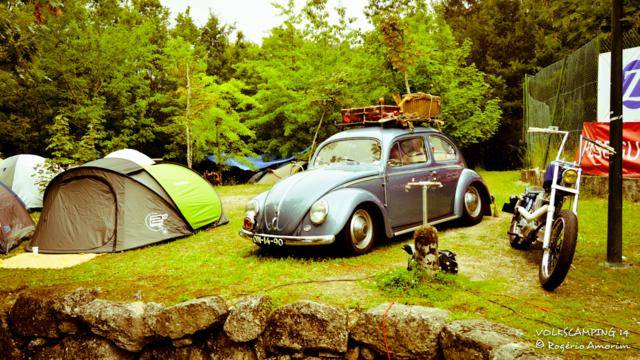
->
[503,126,615,291]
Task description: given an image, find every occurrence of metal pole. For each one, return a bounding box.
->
[422,186,428,226]
[608,0,623,264]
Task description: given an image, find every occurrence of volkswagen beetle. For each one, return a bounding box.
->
[240,126,493,255]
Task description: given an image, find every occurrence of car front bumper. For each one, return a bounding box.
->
[239,229,335,246]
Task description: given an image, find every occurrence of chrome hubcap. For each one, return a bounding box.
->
[350,209,373,250]
[464,187,481,217]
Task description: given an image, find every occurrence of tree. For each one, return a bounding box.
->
[161,36,256,169]
[0,0,160,165]
[192,77,256,180]
[160,37,205,168]
[200,13,232,79]
[367,1,416,94]
[364,0,502,147]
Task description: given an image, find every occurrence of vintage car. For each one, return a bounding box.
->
[240,125,493,255]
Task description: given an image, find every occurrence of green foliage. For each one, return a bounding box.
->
[375,267,463,303]
[362,2,502,147]
[12,0,623,168]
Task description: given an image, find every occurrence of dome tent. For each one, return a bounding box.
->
[0,182,35,254]
[0,154,48,210]
[27,158,227,254]
[105,149,155,167]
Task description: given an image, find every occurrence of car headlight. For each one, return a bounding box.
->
[562,169,578,185]
[309,199,329,225]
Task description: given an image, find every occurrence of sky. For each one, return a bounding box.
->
[159,0,372,43]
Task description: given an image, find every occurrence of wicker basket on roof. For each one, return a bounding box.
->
[398,92,441,119]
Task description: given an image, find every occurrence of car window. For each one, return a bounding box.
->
[430,135,457,161]
[313,139,382,167]
[388,137,428,167]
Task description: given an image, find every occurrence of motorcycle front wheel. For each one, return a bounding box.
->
[539,210,578,291]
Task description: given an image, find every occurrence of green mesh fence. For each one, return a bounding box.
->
[523,39,600,169]
[523,29,640,170]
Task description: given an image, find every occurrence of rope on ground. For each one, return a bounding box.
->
[382,302,394,360]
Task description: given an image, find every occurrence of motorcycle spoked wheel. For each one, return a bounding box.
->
[509,215,531,250]
[539,210,578,291]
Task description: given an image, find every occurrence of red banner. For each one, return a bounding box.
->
[580,122,640,177]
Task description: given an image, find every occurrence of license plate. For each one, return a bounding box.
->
[252,235,284,247]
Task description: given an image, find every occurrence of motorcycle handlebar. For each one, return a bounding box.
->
[527,127,568,135]
[582,137,616,154]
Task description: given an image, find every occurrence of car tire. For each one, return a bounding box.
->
[461,184,484,225]
[339,207,377,256]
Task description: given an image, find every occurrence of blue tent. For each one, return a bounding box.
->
[206,154,297,171]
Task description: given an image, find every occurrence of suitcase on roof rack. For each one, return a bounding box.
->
[399,93,441,118]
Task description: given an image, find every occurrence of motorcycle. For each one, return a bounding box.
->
[502,126,615,291]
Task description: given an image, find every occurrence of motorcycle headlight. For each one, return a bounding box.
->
[562,169,578,185]
[309,199,329,225]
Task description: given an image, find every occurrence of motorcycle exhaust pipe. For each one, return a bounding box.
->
[517,205,548,221]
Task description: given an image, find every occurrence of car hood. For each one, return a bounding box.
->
[260,166,379,234]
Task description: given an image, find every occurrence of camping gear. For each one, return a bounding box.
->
[504,126,615,291]
[256,161,306,185]
[0,182,35,254]
[0,154,49,209]
[339,93,443,129]
[105,149,155,167]
[398,92,441,118]
[340,105,401,123]
[27,158,227,254]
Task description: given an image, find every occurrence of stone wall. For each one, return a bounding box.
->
[520,169,640,202]
[0,288,556,360]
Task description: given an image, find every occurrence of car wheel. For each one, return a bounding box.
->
[339,207,377,255]
[461,184,483,225]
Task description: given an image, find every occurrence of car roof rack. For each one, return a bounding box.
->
[337,105,443,130]
[336,93,443,130]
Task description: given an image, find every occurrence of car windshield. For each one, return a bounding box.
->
[313,139,382,167]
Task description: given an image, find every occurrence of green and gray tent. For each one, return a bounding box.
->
[27,158,227,253]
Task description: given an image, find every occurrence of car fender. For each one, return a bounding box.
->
[453,169,493,216]
[297,187,394,239]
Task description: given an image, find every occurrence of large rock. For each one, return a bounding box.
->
[75,299,162,352]
[150,296,228,340]
[206,331,257,360]
[440,319,534,360]
[33,336,134,360]
[349,303,450,360]
[0,310,23,359]
[10,288,99,338]
[224,296,272,343]
[261,301,348,355]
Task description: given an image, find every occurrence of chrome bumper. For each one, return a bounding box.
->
[239,229,335,246]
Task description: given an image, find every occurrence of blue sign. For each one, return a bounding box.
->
[623,59,640,109]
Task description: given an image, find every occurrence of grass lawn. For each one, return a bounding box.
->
[1,171,638,358]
